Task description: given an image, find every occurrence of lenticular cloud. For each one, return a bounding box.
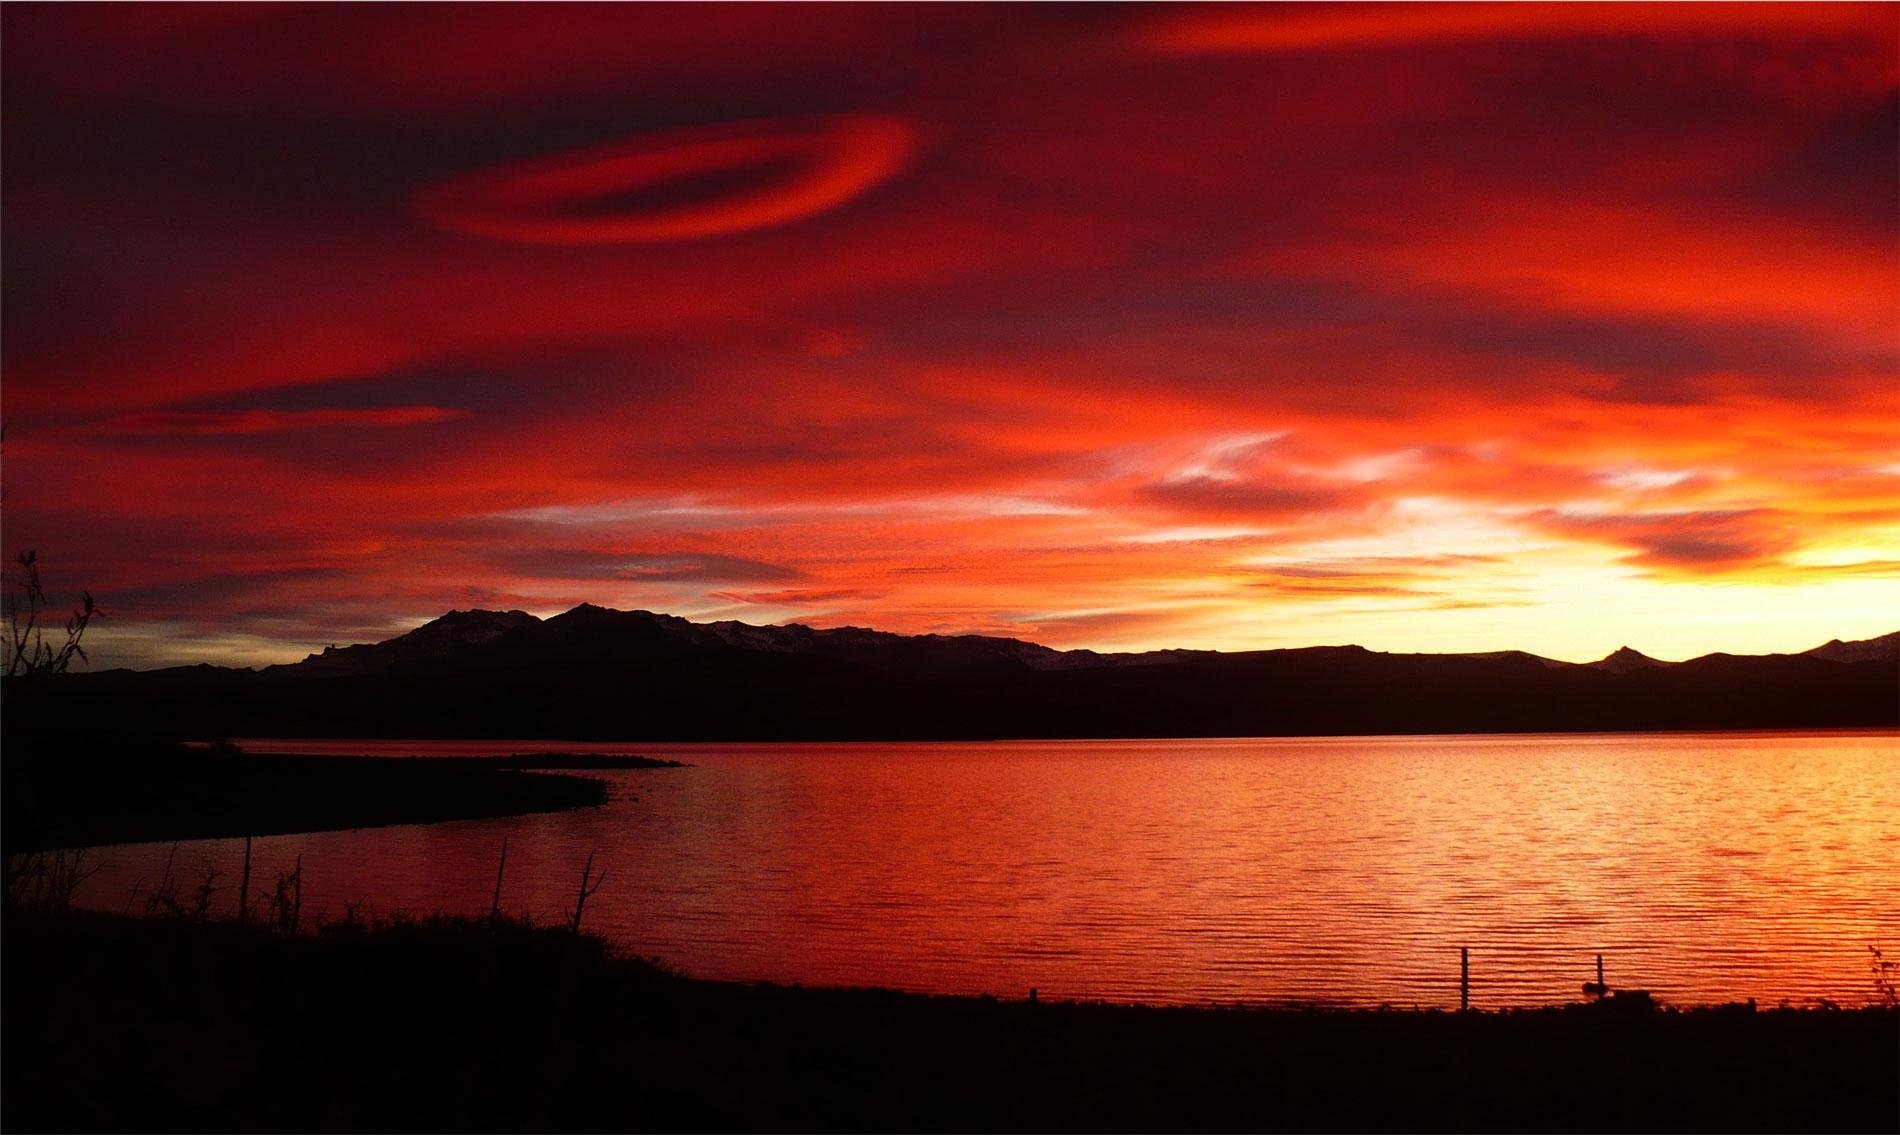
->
[412,114,917,244]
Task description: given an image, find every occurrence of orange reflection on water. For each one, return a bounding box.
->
[79,730,1900,1008]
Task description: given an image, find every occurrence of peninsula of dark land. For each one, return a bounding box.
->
[0,740,680,853]
[29,607,1900,741]
[5,908,1894,1134]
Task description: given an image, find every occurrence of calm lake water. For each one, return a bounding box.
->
[74,731,1899,1008]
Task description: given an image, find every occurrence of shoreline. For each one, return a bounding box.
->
[218,749,689,770]
[5,908,1894,1132]
[1,744,677,853]
[219,724,1899,758]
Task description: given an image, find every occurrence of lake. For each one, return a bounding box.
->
[73,730,1899,1008]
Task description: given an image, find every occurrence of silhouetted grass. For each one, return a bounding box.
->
[3,908,1894,1133]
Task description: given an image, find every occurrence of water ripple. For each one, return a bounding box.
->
[74,730,1900,1008]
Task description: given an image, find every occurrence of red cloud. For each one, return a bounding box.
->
[96,407,464,436]
[3,5,1895,665]
[412,115,917,244]
[1144,2,1894,55]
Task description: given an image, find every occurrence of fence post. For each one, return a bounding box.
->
[1584,952,1608,999]
[1460,946,1470,1011]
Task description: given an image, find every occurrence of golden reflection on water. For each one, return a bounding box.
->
[77,731,1900,1007]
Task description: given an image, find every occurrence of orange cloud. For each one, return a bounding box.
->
[1526,507,1805,575]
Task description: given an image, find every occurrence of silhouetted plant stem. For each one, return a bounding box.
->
[237,836,252,925]
[3,550,97,678]
[2,849,102,912]
[491,837,508,920]
[145,844,180,918]
[1872,944,1898,1008]
[570,850,606,932]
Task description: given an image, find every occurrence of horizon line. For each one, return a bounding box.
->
[72,601,1900,675]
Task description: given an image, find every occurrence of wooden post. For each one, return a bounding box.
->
[1460,947,1470,1011]
[1597,954,1605,989]
[490,837,509,920]
[237,836,252,925]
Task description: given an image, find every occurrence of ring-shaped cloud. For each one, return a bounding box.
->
[412,114,916,244]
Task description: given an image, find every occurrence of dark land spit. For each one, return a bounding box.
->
[230,749,686,770]
[483,751,686,770]
[0,742,631,853]
[4,909,1894,1133]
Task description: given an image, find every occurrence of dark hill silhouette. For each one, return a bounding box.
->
[24,609,1898,741]
[290,608,539,675]
[276,604,1117,678]
[1587,646,1666,674]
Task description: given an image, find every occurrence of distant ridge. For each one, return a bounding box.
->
[270,604,1894,681]
[1587,646,1666,675]
[1802,631,1900,664]
[277,604,1165,679]
[23,606,1899,742]
[295,609,540,675]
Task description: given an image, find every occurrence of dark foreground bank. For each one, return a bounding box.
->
[4,910,1894,1133]
[0,743,643,852]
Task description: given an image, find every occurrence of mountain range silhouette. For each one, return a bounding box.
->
[45,609,1898,741]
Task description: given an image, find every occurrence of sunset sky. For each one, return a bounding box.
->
[3,2,1896,669]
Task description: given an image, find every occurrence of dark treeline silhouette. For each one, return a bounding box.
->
[26,606,1898,741]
